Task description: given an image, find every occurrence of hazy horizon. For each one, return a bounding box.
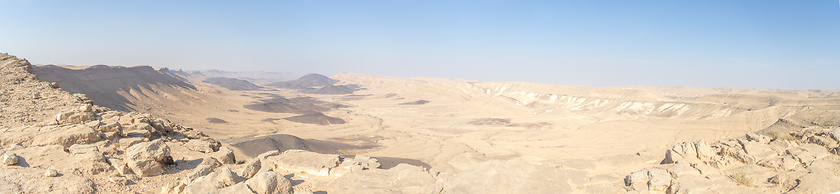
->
[2,1,839,89]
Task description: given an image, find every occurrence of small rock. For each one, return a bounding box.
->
[109,176,129,186]
[79,105,92,112]
[3,153,18,166]
[45,168,58,177]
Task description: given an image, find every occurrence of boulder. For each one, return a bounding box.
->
[106,157,131,175]
[183,167,243,194]
[211,147,236,164]
[185,165,213,185]
[625,170,648,190]
[124,140,171,176]
[266,149,339,176]
[244,171,293,194]
[32,125,101,147]
[647,168,672,191]
[118,137,146,150]
[186,139,215,153]
[56,110,96,124]
[96,119,123,133]
[663,149,685,164]
[240,158,261,179]
[200,157,223,168]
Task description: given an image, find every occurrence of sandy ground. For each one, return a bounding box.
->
[32,65,840,192]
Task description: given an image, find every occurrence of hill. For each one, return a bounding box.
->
[202,77,262,91]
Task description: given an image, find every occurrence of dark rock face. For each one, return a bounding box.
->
[267,74,338,89]
[202,77,262,91]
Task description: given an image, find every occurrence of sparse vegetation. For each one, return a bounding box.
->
[770,131,799,141]
[731,172,754,187]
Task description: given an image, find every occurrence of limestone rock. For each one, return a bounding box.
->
[211,147,236,164]
[56,110,96,124]
[183,167,243,194]
[185,165,213,185]
[647,168,672,191]
[200,157,223,168]
[162,182,187,194]
[355,155,380,169]
[266,149,339,176]
[214,182,256,194]
[44,168,58,177]
[746,133,770,143]
[106,157,131,175]
[662,149,685,164]
[68,144,100,155]
[625,170,648,190]
[118,136,147,150]
[786,144,829,166]
[97,119,123,133]
[831,128,840,141]
[124,140,171,176]
[240,158,261,179]
[329,163,440,194]
[32,125,101,147]
[694,140,714,161]
[244,171,293,194]
[186,139,215,153]
[741,141,777,160]
[3,153,18,165]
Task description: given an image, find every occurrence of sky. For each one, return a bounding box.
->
[1,0,839,89]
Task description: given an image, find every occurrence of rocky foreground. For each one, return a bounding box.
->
[4,52,840,193]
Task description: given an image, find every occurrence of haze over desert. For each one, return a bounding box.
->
[2,1,840,194]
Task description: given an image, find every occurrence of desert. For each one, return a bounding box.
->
[1,51,840,193]
[2,1,839,193]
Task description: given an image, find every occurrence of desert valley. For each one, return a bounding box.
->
[3,52,840,193]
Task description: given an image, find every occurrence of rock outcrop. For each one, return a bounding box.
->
[626,126,840,193]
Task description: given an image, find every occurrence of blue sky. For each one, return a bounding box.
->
[1,1,838,89]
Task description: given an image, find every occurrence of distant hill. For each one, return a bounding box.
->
[202,77,262,90]
[33,65,197,111]
[308,84,362,95]
[283,112,346,125]
[267,73,338,89]
[171,69,300,85]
